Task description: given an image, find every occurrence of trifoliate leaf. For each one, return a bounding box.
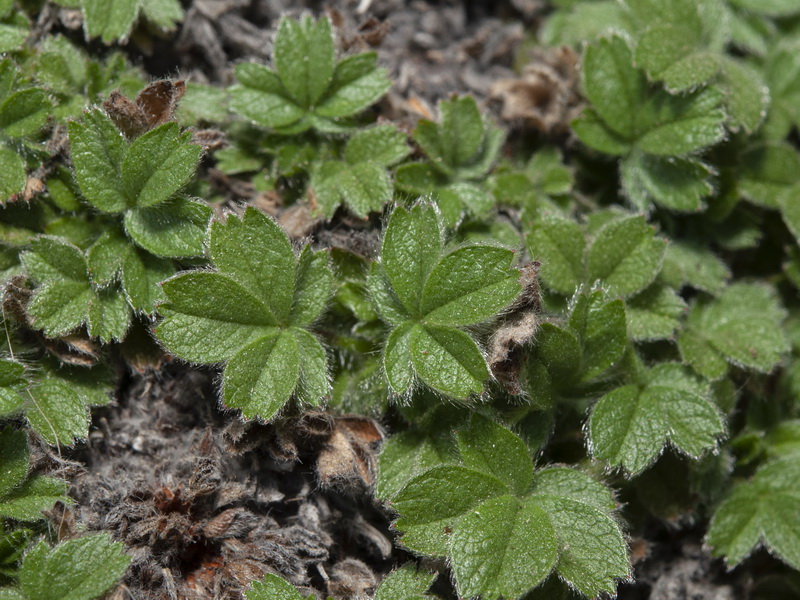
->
[456,414,532,495]
[568,290,627,381]
[526,215,585,296]
[659,242,730,295]
[18,534,131,600]
[626,283,686,341]
[586,214,666,298]
[589,363,726,474]
[377,429,457,499]
[451,494,558,599]
[374,565,436,600]
[680,283,788,374]
[707,456,800,570]
[156,207,332,420]
[81,0,139,43]
[245,573,313,600]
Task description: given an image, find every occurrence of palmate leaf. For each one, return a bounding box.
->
[155,208,333,420]
[390,416,629,599]
[372,204,521,398]
[230,15,390,134]
[589,363,725,474]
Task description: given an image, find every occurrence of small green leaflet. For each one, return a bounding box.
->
[707,456,800,570]
[567,289,627,382]
[0,427,69,521]
[371,204,521,399]
[155,207,333,420]
[230,15,390,134]
[245,573,315,600]
[20,236,132,342]
[589,363,725,474]
[16,534,130,600]
[311,125,410,218]
[69,109,208,258]
[81,0,184,44]
[678,282,788,377]
[390,415,629,599]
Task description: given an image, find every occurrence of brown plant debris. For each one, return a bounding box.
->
[70,367,395,600]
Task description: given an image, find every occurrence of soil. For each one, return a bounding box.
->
[32,0,757,598]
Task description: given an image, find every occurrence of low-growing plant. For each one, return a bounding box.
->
[0,2,800,599]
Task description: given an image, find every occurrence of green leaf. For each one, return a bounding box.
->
[86,229,128,285]
[451,494,558,599]
[26,379,90,446]
[626,283,686,341]
[139,0,183,30]
[381,204,442,316]
[659,242,730,295]
[0,89,52,138]
[120,249,172,313]
[0,476,69,521]
[707,456,800,570]
[763,41,800,140]
[312,160,392,219]
[0,147,25,202]
[293,328,329,405]
[210,209,296,323]
[18,534,130,600]
[728,0,800,16]
[527,495,629,597]
[530,467,616,512]
[0,427,28,498]
[86,284,131,341]
[720,57,769,134]
[157,272,277,362]
[123,196,211,258]
[374,565,436,600]
[738,142,800,209]
[526,215,585,295]
[410,324,488,398]
[681,283,788,374]
[68,109,128,213]
[230,64,304,129]
[393,465,508,556]
[223,330,300,420]
[291,246,333,327]
[273,16,334,108]
[384,321,416,395]
[420,246,520,326]
[569,290,627,381]
[456,414,532,495]
[621,151,713,212]
[589,363,725,474]
[315,52,390,119]
[368,262,409,326]
[81,0,139,43]
[377,429,457,499]
[246,573,311,600]
[572,108,632,156]
[0,23,27,53]
[345,125,410,167]
[581,36,644,140]
[121,123,201,208]
[586,214,666,298]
